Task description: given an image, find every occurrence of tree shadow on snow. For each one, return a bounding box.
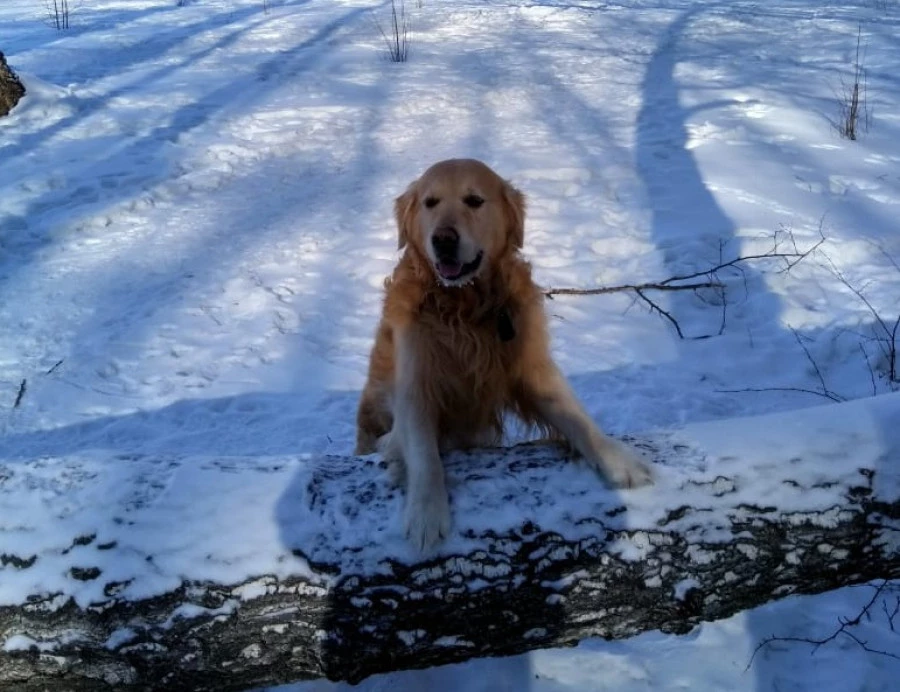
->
[634,4,894,690]
[636,6,787,689]
[0,0,371,305]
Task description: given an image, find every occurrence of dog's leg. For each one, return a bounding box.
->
[356,387,390,455]
[376,431,405,486]
[393,330,451,551]
[521,364,653,488]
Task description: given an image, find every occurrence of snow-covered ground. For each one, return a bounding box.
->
[1,0,899,690]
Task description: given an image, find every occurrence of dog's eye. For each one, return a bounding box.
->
[463,194,484,209]
[424,197,439,209]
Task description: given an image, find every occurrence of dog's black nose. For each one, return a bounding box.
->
[431,226,459,259]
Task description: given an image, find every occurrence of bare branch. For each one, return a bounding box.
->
[715,386,843,403]
[544,280,721,297]
[789,326,842,401]
[818,248,898,382]
[13,378,26,409]
[749,581,900,669]
[884,597,900,633]
[634,287,684,339]
[859,342,878,396]
[865,239,900,275]
[544,229,825,339]
[713,284,728,336]
[657,228,824,286]
[819,251,892,344]
[891,314,899,383]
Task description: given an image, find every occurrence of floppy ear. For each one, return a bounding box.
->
[394,182,419,250]
[502,180,527,249]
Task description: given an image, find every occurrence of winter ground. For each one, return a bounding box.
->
[1,0,899,690]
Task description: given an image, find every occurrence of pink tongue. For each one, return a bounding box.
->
[438,261,463,279]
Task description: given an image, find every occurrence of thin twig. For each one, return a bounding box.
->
[884,597,900,633]
[819,252,889,340]
[13,379,27,409]
[859,342,878,396]
[544,280,721,297]
[374,0,409,62]
[865,239,900,275]
[819,249,896,380]
[658,230,824,285]
[634,288,684,339]
[546,228,822,298]
[891,315,899,383]
[544,228,824,339]
[716,387,842,403]
[748,581,899,669]
[717,285,728,335]
[46,359,64,375]
[789,325,841,401]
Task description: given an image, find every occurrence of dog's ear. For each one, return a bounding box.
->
[502,180,527,249]
[394,182,418,250]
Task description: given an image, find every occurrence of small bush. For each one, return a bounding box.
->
[838,26,869,140]
[375,0,410,63]
[47,0,70,30]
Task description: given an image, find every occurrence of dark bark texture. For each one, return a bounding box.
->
[0,51,26,117]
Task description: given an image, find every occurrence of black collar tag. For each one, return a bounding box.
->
[497,307,515,342]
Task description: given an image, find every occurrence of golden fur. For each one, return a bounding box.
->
[356,159,652,551]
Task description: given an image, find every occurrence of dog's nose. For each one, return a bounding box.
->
[431,226,459,258]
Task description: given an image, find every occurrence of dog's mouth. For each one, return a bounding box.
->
[435,252,483,284]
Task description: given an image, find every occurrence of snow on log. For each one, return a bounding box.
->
[1,393,899,690]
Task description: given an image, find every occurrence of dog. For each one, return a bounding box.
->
[356,159,653,551]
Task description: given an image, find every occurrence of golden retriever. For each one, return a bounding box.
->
[356,159,652,550]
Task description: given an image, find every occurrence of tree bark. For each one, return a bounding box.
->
[0,51,26,117]
[1,394,899,690]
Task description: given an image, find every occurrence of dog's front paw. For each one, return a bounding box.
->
[594,439,654,489]
[404,492,451,552]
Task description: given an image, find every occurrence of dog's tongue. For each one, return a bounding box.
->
[437,261,463,279]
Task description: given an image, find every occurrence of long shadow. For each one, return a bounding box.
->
[274,17,399,399]
[65,0,391,384]
[2,1,381,373]
[634,6,854,690]
[635,5,784,343]
[0,6,276,273]
[0,391,359,462]
[0,3,187,57]
[1,2,291,163]
[1,0,373,286]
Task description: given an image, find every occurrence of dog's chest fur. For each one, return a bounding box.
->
[417,284,518,379]
[410,278,523,438]
[380,251,542,438]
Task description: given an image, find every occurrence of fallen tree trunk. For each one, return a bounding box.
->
[1,393,899,690]
[0,51,26,117]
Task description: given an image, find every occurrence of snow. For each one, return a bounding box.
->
[4,392,893,610]
[2,0,900,690]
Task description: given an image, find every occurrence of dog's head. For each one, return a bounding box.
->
[395,159,526,286]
